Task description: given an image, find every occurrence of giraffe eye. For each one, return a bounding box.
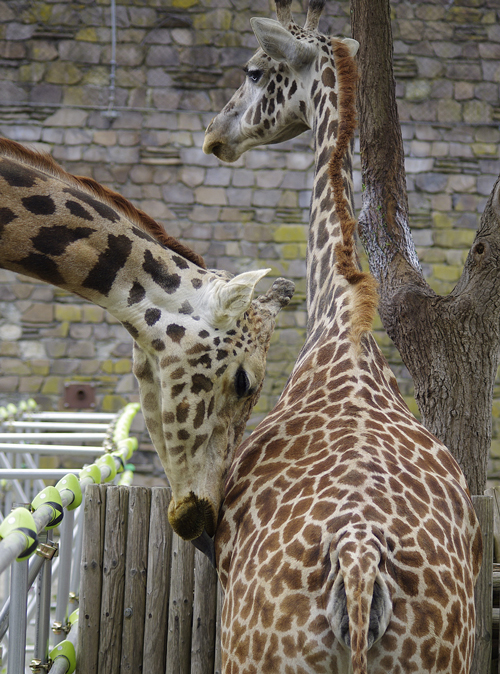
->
[247,69,262,83]
[235,369,251,397]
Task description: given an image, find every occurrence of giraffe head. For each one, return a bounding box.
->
[133,271,294,543]
[203,0,359,162]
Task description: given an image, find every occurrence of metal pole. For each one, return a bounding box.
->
[53,509,74,645]
[0,552,45,640]
[70,508,84,604]
[7,557,29,673]
[34,534,54,667]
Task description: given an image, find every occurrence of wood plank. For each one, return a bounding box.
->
[165,532,195,674]
[471,495,493,674]
[214,581,224,674]
[77,483,107,674]
[120,487,151,673]
[486,486,500,563]
[191,549,218,674]
[142,487,173,674]
[97,486,129,674]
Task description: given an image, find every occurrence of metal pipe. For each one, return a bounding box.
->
[0,433,107,442]
[8,421,110,431]
[53,510,75,645]
[7,557,29,672]
[34,536,53,666]
[0,444,104,457]
[0,553,45,640]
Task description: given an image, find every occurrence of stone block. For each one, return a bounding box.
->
[464,100,492,124]
[46,62,83,85]
[67,342,95,358]
[0,325,21,341]
[93,130,117,146]
[405,157,434,173]
[0,377,18,392]
[162,184,194,204]
[0,41,26,59]
[252,190,281,208]
[437,100,462,123]
[19,377,43,393]
[447,175,476,192]
[205,167,232,187]
[44,108,88,127]
[415,173,448,193]
[54,304,82,322]
[274,225,307,243]
[0,81,27,103]
[146,45,179,67]
[433,229,476,249]
[477,175,497,196]
[22,303,54,323]
[41,377,63,395]
[5,23,36,41]
[432,264,462,282]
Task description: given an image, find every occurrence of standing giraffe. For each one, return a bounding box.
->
[204,2,482,673]
[0,136,294,550]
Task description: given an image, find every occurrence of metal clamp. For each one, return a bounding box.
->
[36,541,59,560]
[29,658,52,673]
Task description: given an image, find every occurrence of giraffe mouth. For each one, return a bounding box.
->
[167,492,217,541]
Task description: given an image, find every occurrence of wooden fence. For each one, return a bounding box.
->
[78,484,222,674]
[77,486,497,674]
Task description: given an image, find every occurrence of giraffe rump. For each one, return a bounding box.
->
[0,137,206,269]
[328,42,379,347]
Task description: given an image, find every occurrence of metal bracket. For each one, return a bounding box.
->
[36,542,59,560]
[52,620,71,635]
[29,658,52,673]
[64,383,96,409]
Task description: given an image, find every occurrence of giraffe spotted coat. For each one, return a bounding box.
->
[204,1,482,672]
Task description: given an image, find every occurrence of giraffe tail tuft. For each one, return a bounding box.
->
[328,539,392,674]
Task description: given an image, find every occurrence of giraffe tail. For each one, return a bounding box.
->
[328,538,392,674]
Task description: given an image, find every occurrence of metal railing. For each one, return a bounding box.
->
[0,400,141,673]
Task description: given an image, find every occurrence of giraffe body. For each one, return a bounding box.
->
[0,137,294,543]
[204,2,482,672]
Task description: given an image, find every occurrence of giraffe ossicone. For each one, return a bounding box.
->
[205,1,482,672]
[0,136,294,544]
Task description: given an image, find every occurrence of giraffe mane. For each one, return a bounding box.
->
[0,137,206,269]
[328,41,379,346]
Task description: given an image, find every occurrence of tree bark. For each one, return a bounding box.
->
[351,0,500,495]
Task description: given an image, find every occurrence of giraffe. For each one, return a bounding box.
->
[0,136,294,551]
[203,2,483,672]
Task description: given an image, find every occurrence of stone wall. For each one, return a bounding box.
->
[0,0,499,469]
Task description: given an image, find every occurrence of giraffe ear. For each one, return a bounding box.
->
[340,38,360,57]
[208,269,271,329]
[250,17,317,69]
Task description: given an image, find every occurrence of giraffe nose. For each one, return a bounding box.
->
[167,493,217,541]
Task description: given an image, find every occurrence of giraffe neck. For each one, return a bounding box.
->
[302,41,377,357]
[0,143,212,345]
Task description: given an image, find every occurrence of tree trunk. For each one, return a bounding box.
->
[351,0,500,495]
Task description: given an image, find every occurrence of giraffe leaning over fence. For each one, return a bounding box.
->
[203,1,483,672]
[0,136,294,555]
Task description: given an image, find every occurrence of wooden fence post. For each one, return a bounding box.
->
[78,483,107,674]
[471,494,493,674]
[142,487,173,674]
[98,486,129,674]
[191,549,218,674]
[166,533,195,674]
[120,487,151,673]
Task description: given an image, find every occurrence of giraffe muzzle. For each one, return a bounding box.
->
[167,492,217,541]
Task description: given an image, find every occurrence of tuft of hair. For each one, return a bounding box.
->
[0,137,206,269]
[328,41,379,347]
